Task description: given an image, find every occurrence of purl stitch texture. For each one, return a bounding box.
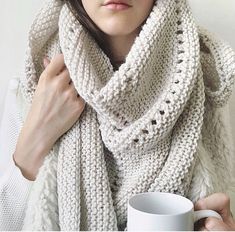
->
[18,0,235,230]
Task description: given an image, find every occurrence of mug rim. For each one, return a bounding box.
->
[128,191,194,216]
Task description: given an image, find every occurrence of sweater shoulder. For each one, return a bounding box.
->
[197,25,235,108]
[8,77,30,123]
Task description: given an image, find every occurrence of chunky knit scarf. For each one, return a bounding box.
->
[19,0,235,230]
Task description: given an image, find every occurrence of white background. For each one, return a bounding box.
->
[0,0,235,214]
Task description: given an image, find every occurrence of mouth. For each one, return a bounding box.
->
[102,0,132,11]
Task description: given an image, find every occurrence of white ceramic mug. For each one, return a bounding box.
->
[127,192,222,231]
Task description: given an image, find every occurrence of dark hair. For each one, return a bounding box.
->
[64,0,112,60]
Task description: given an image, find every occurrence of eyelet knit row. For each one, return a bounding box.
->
[20,0,235,230]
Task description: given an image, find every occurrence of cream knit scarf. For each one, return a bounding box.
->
[19,0,235,230]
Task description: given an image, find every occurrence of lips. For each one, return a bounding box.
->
[102,0,132,8]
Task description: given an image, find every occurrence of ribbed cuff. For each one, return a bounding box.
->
[0,157,34,230]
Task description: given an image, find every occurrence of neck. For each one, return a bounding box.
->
[105,29,140,66]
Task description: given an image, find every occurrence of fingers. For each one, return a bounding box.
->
[69,81,84,100]
[195,217,230,231]
[44,53,66,76]
[195,193,230,213]
[42,54,81,100]
[204,217,230,231]
[59,69,81,99]
[58,68,71,85]
[194,193,233,223]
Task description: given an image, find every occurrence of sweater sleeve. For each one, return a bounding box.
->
[0,78,34,231]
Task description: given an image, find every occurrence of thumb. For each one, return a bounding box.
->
[43,57,50,68]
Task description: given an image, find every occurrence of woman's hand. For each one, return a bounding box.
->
[13,53,86,181]
[194,193,235,231]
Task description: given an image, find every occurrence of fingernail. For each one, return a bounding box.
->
[43,58,47,67]
[43,57,50,67]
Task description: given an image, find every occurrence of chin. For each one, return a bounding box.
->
[100,24,135,37]
[103,29,132,37]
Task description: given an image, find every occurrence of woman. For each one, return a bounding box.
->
[0,0,235,230]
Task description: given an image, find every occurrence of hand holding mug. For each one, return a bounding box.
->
[127,192,223,231]
[194,193,235,231]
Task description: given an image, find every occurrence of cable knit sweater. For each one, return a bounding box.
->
[0,78,34,230]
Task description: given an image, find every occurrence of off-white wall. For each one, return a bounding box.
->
[0,0,42,120]
[0,0,235,215]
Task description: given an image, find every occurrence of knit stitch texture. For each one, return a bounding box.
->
[18,0,235,230]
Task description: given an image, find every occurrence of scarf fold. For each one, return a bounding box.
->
[19,0,235,230]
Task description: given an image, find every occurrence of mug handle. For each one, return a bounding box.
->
[194,210,222,223]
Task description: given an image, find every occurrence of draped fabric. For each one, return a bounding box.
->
[18,0,235,230]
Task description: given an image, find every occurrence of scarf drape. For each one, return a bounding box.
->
[18,0,235,230]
